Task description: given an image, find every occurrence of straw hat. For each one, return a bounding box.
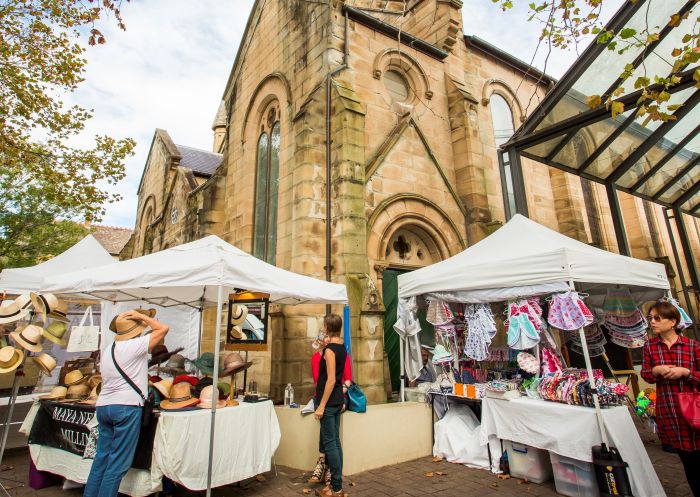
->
[109,311,147,341]
[229,304,248,325]
[135,308,156,318]
[230,325,245,340]
[64,369,88,386]
[65,383,90,400]
[160,382,199,410]
[219,352,253,377]
[88,374,102,390]
[0,295,32,324]
[10,324,44,352]
[30,293,69,323]
[197,385,226,409]
[0,346,24,373]
[151,379,172,399]
[42,321,68,347]
[148,345,184,367]
[32,353,57,375]
[160,354,187,376]
[39,385,67,400]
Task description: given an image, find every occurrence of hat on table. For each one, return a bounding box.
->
[32,353,57,375]
[192,352,216,376]
[151,379,172,399]
[197,385,226,409]
[65,383,91,400]
[39,385,67,400]
[194,377,213,398]
[173,374,198,387]
[160,382,199,410]
[0,295,32,324]
[30,293,69,323]
[160,354,188,376]
[42,321,69,347]
[217,382,231,399]
[219,352,253,377]
[229,304,248,325]
[64,369,88,386]
[149,345,184,368]
[10,324,44,353]
[0,346,24,373]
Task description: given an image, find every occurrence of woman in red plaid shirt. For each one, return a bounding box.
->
[641,301,700,496]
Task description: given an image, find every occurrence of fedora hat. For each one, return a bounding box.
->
[30,293,69,323]
[42,321,68,347]
[160,354,187,376]
[64,369,88,386]
[88,374,102,390]
[229,304,248,325]
[32,353,57,375]
[109,311,148,341]
[10,324,44,352]
[65,383,90,400]
[149,345,184,368]
[135,308,156,318]
[197,385,226,409]
[0,295,33,324]
[219,352,253,377]
[151,379,172,399]
[192,352,216,376]
[0,346,24,373]
[160,382,199,410]
[230,325,245,340]
[39,385,67,400]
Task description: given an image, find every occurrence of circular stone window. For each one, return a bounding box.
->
[383,70,410,102]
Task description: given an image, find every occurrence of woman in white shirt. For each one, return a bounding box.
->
[83,310,169,497]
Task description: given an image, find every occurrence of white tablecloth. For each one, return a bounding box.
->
[151,401,281,490]
[478,397,665,497]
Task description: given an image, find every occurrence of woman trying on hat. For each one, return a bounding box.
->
[84,310,169,497]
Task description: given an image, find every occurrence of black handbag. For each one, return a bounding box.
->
[111,343,154,428]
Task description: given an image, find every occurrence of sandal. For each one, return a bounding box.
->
[308,456,327,484]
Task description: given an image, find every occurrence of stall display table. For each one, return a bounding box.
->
[478,397,665,497]
[151,400,281,490]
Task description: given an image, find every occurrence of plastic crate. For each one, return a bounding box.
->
[505,441,553,483]
[550,452,600,497]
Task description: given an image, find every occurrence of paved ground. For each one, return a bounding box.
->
[0,422,692,497]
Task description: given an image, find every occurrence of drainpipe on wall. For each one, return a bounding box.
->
[325,10,349,315]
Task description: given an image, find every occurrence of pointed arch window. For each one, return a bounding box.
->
[253,106,280,264]
[490,94,517,218]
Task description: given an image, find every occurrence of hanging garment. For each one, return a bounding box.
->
[426,299,454,326]
[547,292,590,331]
[603,287,638,316]
[507,314,540,350]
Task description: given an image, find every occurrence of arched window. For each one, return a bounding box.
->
[490,94,517,218]
[253,106,280,264]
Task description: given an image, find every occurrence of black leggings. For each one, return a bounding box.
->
[678,450,700,497]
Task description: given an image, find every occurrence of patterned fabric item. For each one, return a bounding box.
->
[668,298,693,330]
[83,426,99,459]
[426,299,453,326]
[517,352,539,374]
[640,335,700,451]
[464,304,496,361]
[507,314,540,350]
[604,308,646,328]
[541,347,563,375]
[547,293,589,331]
[603,287,638,316]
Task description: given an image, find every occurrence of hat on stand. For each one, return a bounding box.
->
[65,383,90,401]
[10,324,44,352]
[30,293,69,323]
[149,345,184,368]
[197,385,226,409]
[173,375,198,387]
[0,295,33,324]
[109,311,148,341]
[192,352,216,376]
[39,386,67,400]
[64,369,88,386]
[32,353,57,375]
[219,352,253,377]
[151,379,172,399]
[160,382,199,410]
[229,304,248,325]
[194,377,213,398]
[160,354,188,376]
[0,346,24,373]
[42,321,69,347]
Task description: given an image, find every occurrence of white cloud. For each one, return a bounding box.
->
[70,0,622,228]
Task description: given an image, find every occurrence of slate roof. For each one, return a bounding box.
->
[176,144,223,177]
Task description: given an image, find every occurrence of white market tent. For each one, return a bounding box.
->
[0,235,115,294]
[41,234,348,496]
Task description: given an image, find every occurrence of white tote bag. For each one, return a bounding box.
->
[67,307,100,352]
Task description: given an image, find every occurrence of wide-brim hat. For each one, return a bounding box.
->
[149,345,184,367]
[160,382,199,410]
[42,320,68,347]
[192,352,216,375]
[65,383,91,400]
[219,352,253,377]
[32,353,57,375]
[135,308,157,318]
[64,369,88,386]
[30,293,69,323]
[109,311,148,341]
[38,385,67,400]
[197,385,226,409]
[0,295,32,324]
[229,304,248,325]
[10,324,44,352]
[88,374,102,390]
[230,325,245,340]
[160,354,188,375]
[0,346,24,373]
[152,379,172,399]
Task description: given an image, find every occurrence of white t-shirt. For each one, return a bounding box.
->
[97,336,149,407]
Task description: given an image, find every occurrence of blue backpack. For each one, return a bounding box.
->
[347,382,367,413]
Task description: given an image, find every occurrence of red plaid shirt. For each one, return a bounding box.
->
[641,335,700,451]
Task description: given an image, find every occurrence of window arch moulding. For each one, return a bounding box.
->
[241,72,292,144]
[372,49,433,101]
[481,78,525,123]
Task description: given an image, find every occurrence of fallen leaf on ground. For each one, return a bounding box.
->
[349,482,356,486]
[255,475,266,482]
[432,456,442,462]
[425,472,434,477]
[435,471,447,476]
[302,489,312,495]
[497,474,511,480]
[490,483,498,488]
[518,479,530,485]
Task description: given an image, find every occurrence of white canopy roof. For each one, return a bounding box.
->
[398,215,669,302]
[0,235,115,294]
[41,235,348,306]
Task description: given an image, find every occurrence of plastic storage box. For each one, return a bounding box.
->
[505,441,553,483]
[550,451,600,497]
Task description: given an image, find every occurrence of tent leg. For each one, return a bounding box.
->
[206,285,224,497]
[399,337,405,403]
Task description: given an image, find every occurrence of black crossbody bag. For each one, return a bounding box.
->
[111,342,154,428]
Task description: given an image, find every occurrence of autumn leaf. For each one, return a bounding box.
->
[669,14,682,27]
[432,456,443,462]
[255,475,266,482]
[435,471,447,476]
[587,95,603,108]
[303,489,312,495]
[611,101,625,118]
[425,472,434,477]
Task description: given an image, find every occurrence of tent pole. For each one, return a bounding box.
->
[206,285,224,497]
[570,281,609,446]
[399,336,405,402]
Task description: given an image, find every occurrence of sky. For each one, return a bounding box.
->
[71,0,622,228]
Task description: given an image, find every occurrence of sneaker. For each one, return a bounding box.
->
[308,456,327,484]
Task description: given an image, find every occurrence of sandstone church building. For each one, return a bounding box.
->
[122,0,700,403]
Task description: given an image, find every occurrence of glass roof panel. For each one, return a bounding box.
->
[658,167,700,204]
